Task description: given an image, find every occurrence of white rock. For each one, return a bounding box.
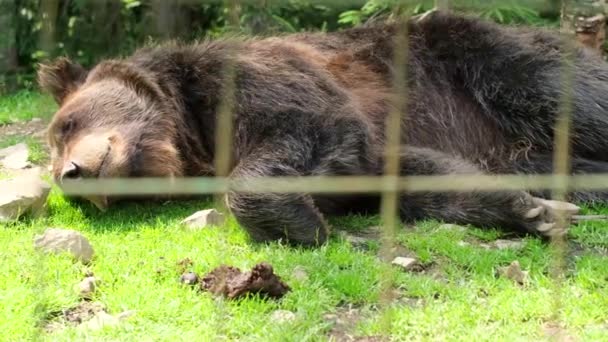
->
[34,228,95,264]
[0,143,30,169]
[391,257,422,271]
[493,239,524,250]
[291,265,309,282]
[81,309,135,331]
[181,209,225,229]
[270,310,296,324]
[438,223,467,231]
[83,311,120,330]
[0,168,50,221]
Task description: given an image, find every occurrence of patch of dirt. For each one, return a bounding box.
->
[176,257,194,274]
[567,240,608,258]
[43,301,106,333]
[542,321,578,342]
[200,262,291,299]
[325,304,387,342]
[0,118,47,140]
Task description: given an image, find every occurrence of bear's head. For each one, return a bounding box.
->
[38,58,185,209]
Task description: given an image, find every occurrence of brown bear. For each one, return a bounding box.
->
[39,11,608,246]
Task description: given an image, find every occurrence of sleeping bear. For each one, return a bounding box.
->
[38,11,608,246]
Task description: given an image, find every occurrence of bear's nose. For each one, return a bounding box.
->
[61,161,81,181]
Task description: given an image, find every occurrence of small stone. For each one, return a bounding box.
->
[457,241,470,247]
[34,228,94,264]
[270,310,296,324]
[181,209,225,229]
[0,168,51,222]
[83,311,120,330]
[30,118,42,123]
[497,260,529,286]
[493,239,524,250]
[291,265,309,282]
[116,310,136,320]
[479,243,492,250]
[78,276,98,300]
[180,272,199,286]
[438,223,467,231]
[391,257,422,272]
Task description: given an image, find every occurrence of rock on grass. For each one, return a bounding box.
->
[270,310,296,324]
[34,228,95,264]
[77,276,98,300]
[391,257,423,272]
[0,168,50,222]
[0,143,30,169]
[497,260,529,286]
[181,209,225,229]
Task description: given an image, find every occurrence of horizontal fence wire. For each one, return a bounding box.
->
[59,174,608,196]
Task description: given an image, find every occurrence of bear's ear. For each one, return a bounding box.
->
[37,57,88,105]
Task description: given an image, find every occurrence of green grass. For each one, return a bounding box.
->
[0,92,607,341]
[0,90,55,124]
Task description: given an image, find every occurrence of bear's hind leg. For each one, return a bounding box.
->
[398,146,570,237]
[512,153,608,204]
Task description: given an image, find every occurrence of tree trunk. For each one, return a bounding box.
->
[0,0,19,93]
[561,0,607,55]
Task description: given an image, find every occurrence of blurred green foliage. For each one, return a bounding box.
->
[1,0,563,93]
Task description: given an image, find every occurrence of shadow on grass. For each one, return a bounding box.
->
[45,190,216,233]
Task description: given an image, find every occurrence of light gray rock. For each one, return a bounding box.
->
[34,228,94,264]
[391,257,422,272]
[82,309,135,330]
[270,310,296,324]
[438,223,467,231]
[83,311,120,330]
[0,168,50,222]
[181,209,225,229]
[291,265,309,282]
[0,143,30,169]
[77,276,98,299]
[497,260,529,286]
[493,239,524,250]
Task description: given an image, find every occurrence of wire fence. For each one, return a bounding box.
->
[7,0,608,338]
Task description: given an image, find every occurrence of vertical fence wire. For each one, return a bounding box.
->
[548,37,576,324]
[211,0,240,339]
[35,1,59,340]
[377,4,410,334]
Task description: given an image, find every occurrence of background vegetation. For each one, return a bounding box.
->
[0,0,568,93]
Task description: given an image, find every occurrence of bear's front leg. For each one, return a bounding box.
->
[225,145,330,246]
[226,190,329,246]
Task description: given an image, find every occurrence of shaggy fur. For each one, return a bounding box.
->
[39,11,608,246]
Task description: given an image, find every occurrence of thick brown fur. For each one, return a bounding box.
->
[39,11,608,246]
